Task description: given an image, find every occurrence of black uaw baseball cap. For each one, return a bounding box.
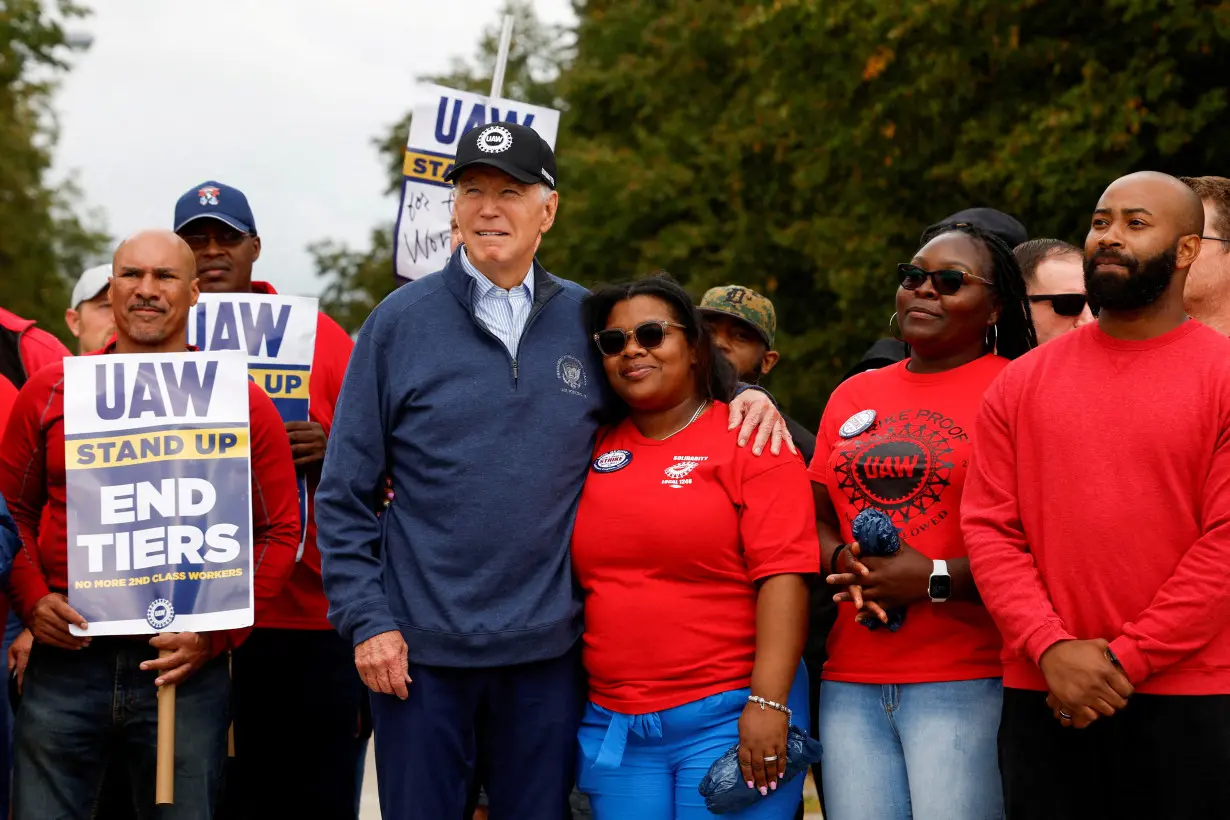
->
[444,122,557,189]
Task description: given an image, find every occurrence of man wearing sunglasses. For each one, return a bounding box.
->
[1013,238,1096,345]
[172,182,365,820]
[1181,176,1230,336]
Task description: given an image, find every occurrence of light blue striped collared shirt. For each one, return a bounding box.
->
[460,247,535,358]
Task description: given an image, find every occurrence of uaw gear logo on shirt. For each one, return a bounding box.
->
[832,409,968,535]
[477,125,513,153]
[556,355,587,397]
[197,186,220,206]
[663,455,707,489]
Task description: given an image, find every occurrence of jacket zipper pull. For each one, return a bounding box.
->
[513,360,518,380]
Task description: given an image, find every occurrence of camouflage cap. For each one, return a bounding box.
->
[698,285,776,348]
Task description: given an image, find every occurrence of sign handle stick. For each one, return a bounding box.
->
[489,14,515,100]
[156,649,176,805]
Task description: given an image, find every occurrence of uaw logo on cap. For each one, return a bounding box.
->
[593,450,632,473]
[477,125,513,154]
[146,598,175,630]
[839,409,877,439]
[197,186,220,206]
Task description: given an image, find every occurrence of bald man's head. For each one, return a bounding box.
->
[1083,171,1205,312]
[110,228,200,351]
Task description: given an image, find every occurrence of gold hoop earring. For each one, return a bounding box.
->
[889,312,903,341]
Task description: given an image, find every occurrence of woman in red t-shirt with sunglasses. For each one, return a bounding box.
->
[812,222,1037,820]
[571,275,818,820]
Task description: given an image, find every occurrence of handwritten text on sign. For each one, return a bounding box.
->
[394,83,561,281]
[64,352,255,636]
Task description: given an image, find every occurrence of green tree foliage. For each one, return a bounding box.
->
[317,0,1230,425]
[312,0,565,330]
[0,0,108,344]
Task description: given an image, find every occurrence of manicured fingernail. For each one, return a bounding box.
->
[140,663,149,670]
[753,446,763,455]
[155,678,164,686]
[759,786,768,796]
[778,773,784,780]
[769,780,777,791]
[738,436,748,445]
[746,781,754,789]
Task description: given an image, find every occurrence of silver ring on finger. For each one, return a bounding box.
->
[762,755,779,762]
[1059,710,1073,720]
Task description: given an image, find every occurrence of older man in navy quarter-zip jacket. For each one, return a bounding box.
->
[315,122,792,820]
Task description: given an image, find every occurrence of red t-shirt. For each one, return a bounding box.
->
[571,402,819,714]
[809,355,1006,684]
[249,282,355,630]
[964,321,1230,695]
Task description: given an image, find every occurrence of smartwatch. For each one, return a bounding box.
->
[928,559,951,603]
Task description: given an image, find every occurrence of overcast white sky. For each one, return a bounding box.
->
[51,0,575,297]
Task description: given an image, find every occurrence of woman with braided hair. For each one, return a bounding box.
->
[808,221,1035,819]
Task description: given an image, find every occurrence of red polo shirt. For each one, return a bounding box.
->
[250,281,354,630]
[0,341,301,650]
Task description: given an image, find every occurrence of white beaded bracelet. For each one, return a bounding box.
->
[748,695,792,721]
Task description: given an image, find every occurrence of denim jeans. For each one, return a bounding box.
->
[577,663,809,820]
[13,639,230,820]
[819,678,1003,820]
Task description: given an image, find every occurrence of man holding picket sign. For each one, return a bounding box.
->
[172,181,364,819]
[0,229,301,820]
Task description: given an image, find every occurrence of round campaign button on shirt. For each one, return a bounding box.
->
[839,409,877,439]
[592,449,633,473]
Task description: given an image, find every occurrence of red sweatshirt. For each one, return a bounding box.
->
[0,342,302,650]
[249,281,354,630]
[963,320,1230,695]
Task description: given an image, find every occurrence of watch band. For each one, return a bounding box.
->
[928,559,951,603]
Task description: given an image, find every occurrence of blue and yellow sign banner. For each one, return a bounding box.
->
[64,352,254,636]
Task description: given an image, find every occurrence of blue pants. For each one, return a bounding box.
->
[819,678,1003,820]
[13,639,230,820]
[577,664,808,819]
[370,645,583,820]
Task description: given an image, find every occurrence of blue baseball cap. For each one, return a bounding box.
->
[173,181,257,235]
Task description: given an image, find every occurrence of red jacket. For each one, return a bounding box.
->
[0,307,71,386]
[250,281,355,629]
[0,342,302,651]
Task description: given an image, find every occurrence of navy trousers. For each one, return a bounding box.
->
[371,644,583,820]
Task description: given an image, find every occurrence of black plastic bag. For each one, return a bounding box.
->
[697,725,822,815]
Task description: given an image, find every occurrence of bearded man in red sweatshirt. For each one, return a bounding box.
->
[963,171,1230,820]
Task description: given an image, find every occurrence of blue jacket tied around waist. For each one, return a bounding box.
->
[315,249,609,668]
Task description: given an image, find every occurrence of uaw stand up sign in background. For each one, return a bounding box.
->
[64,350,254,805]
[189,292,318,559]
[394,82,561,281]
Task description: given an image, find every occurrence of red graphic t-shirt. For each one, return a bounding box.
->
[809,355,1006,684]
[572,402,820,714]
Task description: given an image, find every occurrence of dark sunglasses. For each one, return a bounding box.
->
[593,320,687,357]
[1029,293,1090,317]
[897,263,994,295]
[178,227,252,251]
